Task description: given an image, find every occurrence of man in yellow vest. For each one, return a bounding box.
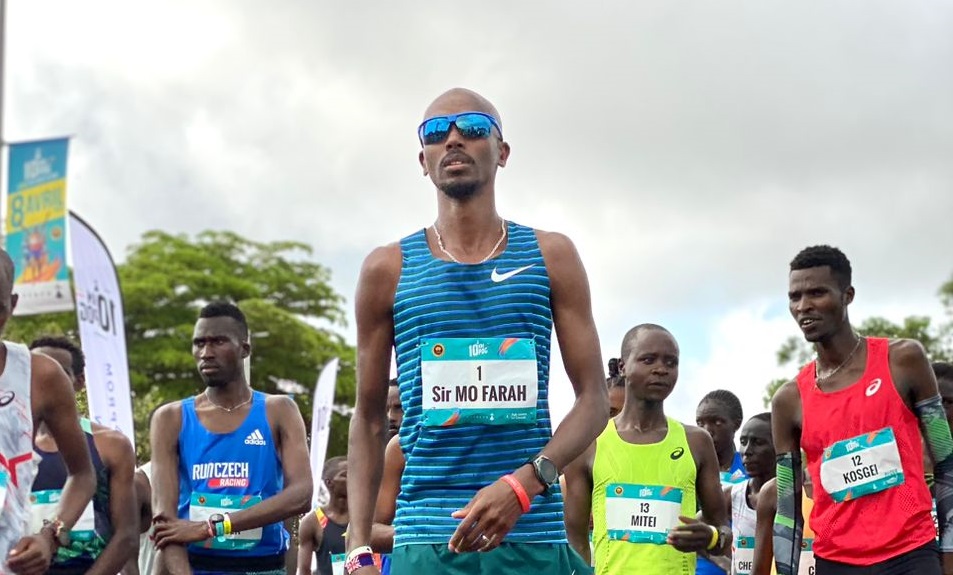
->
[564,324,731,574]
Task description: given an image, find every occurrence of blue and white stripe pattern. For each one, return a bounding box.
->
[392,221,566,546]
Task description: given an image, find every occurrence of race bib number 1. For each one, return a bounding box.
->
[421,338,538,426]
[605,483,682,544]
[820,427,904,502]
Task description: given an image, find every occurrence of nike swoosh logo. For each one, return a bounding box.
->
[491,264,535,283]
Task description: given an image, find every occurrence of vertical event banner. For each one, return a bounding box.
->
[69,212,135,444]
[310,357,339,508]
[5,138,74,315]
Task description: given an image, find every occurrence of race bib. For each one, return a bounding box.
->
[0,469,8,511]
[605,483,682,544]
[189,492,263,550]
[733,535,754,574]
[29,490,96,542]
[820,427,904,502]
[421,338,538,426]
[798,538,815,575]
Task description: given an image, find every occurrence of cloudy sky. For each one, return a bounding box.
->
[6,1,952,429]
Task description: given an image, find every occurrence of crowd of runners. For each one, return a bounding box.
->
[0,88,950,575]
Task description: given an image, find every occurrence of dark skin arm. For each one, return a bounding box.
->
[370,434,404,553]
[346,245,400,575]
[889,338,953,575]
[149,402,191,575]
[87,431,139,575]
[8,354,96,575]
[295,512,322,575]
[153,396,312,546]
[449,232,609,553]
[562,441,595,564]
[753,478,777,575]
[669,426,729,554]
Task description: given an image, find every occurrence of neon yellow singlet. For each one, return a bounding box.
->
[592,417,697,575]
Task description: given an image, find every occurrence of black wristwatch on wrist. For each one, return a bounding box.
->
[527,455,559,494]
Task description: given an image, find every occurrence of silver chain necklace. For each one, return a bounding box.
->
[204,388,252,412]
[432,219,506,264]
[814,334,863,386]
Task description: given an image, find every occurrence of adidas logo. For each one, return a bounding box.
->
[244,429,266,446]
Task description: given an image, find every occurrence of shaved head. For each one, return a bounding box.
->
[424,87,502,128]
[620,323,673,358]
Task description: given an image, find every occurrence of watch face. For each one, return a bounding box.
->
[536,457,558,484]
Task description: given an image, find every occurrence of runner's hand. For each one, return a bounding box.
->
[6,534,55,575]
[667,516,717,553]
[152,519,210,549]
[942,552,953,575]
[449,478,526,553]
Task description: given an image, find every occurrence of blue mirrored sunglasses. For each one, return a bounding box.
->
[417,112,503,145]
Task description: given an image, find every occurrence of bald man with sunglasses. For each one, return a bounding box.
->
[345,88,608,575]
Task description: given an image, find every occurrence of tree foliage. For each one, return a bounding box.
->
[8,230,355,461]
[763,275,953,406]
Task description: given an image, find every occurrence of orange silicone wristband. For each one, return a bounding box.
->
[501,474,531,513]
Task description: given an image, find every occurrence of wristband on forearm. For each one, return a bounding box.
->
[345,546,375,574]
[501,474,531,513]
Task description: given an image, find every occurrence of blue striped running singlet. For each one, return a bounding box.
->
[392,221,566,547]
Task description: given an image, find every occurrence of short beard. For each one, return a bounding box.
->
[438,180,478,201]
[201,375,229,388]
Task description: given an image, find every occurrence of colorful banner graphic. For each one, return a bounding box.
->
[5,138,74,315]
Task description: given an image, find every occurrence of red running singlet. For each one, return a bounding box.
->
[798,337,935,565]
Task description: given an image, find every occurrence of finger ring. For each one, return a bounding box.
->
[481,534,491,544]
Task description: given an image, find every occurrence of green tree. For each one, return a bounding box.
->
[763,280,953,407]
[8,230,355,461]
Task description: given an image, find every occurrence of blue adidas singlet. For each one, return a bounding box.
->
[177,391,288,563]
[392,221,565,546]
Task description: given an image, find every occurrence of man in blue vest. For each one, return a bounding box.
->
[150,302,313,575]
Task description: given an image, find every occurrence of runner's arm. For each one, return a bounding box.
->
[228,396,312,532]
[562,442,595,564]
[892,340,953,562]
[33,354,96,533]
[87,431,139,575]
[347,246,400,555]
[295,512,321,575]
[150,402,191,575]
[536,231,609,476]
[370,435,404,553]
[687,426,730,555]
[752,478,777,575]
[770,381,803,575]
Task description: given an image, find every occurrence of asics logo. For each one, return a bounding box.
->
[865,378,882,397]
[490,264,535,283]
[0,390,14,408]
[670,447,685,460]
[244,429,267,446]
